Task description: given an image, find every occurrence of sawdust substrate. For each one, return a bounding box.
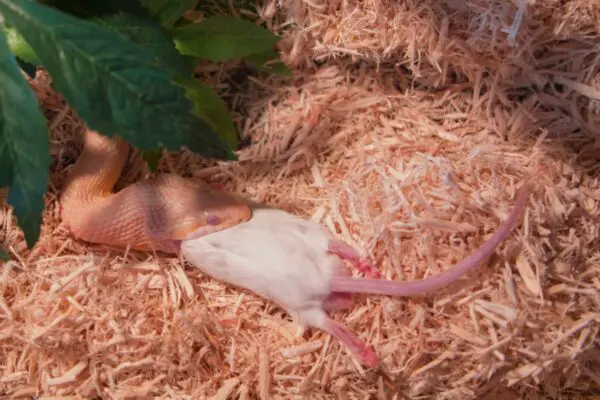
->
[1,0,600,399]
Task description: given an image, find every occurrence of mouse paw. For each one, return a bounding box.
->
[325,318,380,368]
[328,239,380,278]
[359,345,379,367]
[356,261,381,279]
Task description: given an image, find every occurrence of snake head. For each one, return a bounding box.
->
[172,185,253,241]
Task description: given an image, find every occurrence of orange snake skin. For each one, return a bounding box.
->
[60,128,252,254]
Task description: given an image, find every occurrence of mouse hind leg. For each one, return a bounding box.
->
[324,241,379,311]
[323,258,355,311]
[305,308,378,367]
[326,318,378,367]
[327,239,380,278]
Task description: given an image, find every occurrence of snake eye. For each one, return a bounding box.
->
[207,215,221,225]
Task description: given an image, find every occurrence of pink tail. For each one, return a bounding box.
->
[330,181,529,296]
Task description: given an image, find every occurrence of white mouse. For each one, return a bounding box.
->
[180,182,529,366]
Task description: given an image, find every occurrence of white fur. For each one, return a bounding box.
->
[180,208,342,329]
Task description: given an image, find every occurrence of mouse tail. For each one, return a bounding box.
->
[330,180,530,297]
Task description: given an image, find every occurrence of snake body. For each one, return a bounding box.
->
[60,128,252,253]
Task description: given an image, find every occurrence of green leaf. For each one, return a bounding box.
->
[0,0,229,158]
[138,0,197,28]
[0,249,8,261]
[3,25,40,66]
[94,12,240,153]
[141,148,162,171]
[176,77,238,150]
[244,49,292,77]
[95,11,190,76]
[37,0,150,19]
[0,27,51,248]
[171,15,281,62]
[194,0,257,20]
